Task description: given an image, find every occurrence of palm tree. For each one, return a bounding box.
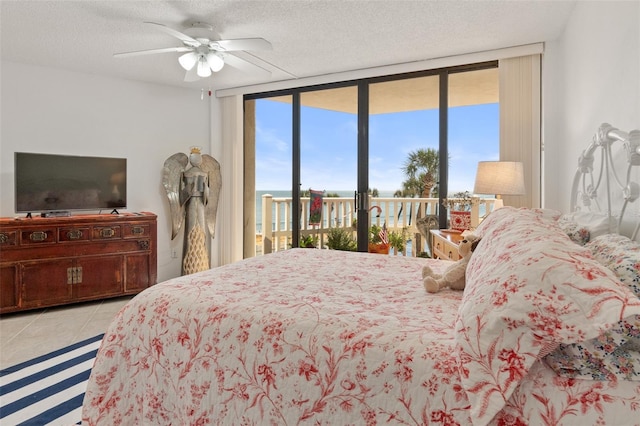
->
[401,148,439,198]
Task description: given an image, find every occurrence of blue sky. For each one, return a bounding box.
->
[255,99,499,195]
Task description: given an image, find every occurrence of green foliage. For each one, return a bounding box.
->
[338,221,407,254]
[368,224,385,244]
[388,229,406,253]
[400,148,440,198]
[299,234,318,248]
[443,190,475,211]
[369,224,407,253]
[326,228,357,251]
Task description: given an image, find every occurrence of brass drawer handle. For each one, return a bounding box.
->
[131,226,145,235]
[30,231,47,242]
[67,230,83,240]
[67,266,83,284]
[101,228,115,238]
[0,233,8,244]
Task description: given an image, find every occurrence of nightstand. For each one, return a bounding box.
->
[430,229,463,260]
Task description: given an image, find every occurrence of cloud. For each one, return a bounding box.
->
[256,124,289,152]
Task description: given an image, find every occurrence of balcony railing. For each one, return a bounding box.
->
[258,195,498,256]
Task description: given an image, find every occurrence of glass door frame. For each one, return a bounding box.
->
[245,61,498,253]
[356,81,369,251]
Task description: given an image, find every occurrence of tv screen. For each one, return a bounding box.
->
[15,152,127,213]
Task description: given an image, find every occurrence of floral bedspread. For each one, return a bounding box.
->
[82,249,640,425]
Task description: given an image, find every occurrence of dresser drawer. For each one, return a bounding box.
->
[59,226,91,242]
[430,230,462,260]
[20,228,56,245]
[441,240,461,260]
[92,225,122,240]
[0,230,18,247]
[123,223,150,239]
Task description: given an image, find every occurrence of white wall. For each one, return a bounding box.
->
[0,61,217,282]
[543,1,640,212]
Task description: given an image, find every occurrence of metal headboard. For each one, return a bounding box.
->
[570,123,640,240]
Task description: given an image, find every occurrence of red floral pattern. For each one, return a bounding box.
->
[458,207,640,425]
[82,245,640,425]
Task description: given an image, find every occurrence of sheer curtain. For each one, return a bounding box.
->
[499,54,542,208]
[215,94,245,266]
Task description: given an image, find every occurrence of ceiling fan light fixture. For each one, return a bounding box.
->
[205,52,225,72]
[196,56,212,78]
[178,52,198,71]
[115,21,272,82]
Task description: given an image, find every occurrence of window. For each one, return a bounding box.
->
[246,62,499,257]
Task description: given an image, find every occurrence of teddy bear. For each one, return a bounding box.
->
[422,234,481,293]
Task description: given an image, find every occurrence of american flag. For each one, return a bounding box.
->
[379,223,389,245]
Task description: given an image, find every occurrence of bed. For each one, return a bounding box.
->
[82,124,640,425]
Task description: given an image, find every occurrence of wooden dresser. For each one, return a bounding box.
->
[0,212,157,314]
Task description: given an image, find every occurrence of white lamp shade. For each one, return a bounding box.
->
[196,57,212,77]
[178,52,198,71]
[206,52,225,72]
[473,161,525,196]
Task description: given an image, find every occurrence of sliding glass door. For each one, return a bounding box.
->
[299,86,359,249]
[368,75,440,255]
[249,95,292,256]
[447,68,499,222]
[246,62,499,258]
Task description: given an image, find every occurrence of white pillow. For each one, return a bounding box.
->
[561,211,612,238]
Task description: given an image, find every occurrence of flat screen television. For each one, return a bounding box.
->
[15,152,127,214]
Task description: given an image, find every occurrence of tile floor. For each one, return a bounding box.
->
[0,296,133,370]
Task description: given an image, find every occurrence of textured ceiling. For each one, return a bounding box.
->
[0,1,576,93]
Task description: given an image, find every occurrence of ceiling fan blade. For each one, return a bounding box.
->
[222,53,272,77]
[144,21,201,47]
[114,46,192,58]
[210,38,272,52]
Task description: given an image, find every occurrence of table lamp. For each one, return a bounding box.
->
[473,161,526,209]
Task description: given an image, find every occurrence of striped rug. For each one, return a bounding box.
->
[0,334,103,425]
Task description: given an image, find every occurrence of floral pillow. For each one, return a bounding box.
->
[544,234,640,381]
[455,207,640,425]
[544,315,640,381]
[557,215,590,245]
[586,233,640,297]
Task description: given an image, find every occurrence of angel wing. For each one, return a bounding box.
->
[201,154,222,239]
[162,153,189,239]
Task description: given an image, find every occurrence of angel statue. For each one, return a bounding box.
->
[163,147,222,275]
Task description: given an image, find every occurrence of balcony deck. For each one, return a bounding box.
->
[257,195,497,257]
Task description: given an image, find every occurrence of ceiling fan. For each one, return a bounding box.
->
[114,21,272,81]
